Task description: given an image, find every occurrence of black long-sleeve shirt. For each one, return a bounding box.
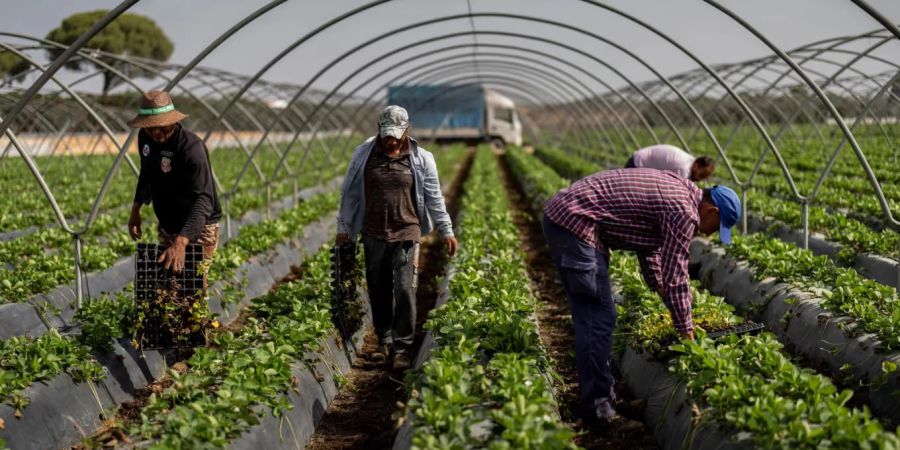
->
[134,124,222,241]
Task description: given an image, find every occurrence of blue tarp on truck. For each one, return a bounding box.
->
[387,84,485,131]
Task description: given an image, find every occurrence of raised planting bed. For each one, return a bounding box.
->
[0,189,341,450]
[690,234,900,422]
[0,177,342,341]
[117,247,369,449]
[394,148,576,449]
[610,253,898,450]
[744,207,899,289]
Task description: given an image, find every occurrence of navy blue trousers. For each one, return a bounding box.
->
[542,215,617,411]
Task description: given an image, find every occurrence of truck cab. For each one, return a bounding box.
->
[388,84,523,147]
[484,89,523,147]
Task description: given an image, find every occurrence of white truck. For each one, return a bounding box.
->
[387,84,523,147]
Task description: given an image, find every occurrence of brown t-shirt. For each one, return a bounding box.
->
[362,145,421,242]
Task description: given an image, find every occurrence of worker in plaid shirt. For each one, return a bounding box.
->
[542,168,740,428]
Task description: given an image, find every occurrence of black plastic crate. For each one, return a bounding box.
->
[331,242,364,343]
[134,243,209,349]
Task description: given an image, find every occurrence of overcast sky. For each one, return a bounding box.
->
[3,0,899,103]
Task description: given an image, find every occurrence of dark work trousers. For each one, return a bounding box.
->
[542,215,617,413]
[362,236,419,354]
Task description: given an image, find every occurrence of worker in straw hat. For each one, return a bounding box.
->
[127,90,222,273]
[336,105,458,371]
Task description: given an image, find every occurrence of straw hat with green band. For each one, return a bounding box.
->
[127,90,188,128]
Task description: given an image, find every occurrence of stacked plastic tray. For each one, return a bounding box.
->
[135,243,207,349]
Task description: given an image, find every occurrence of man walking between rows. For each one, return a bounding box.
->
[336,105,458,371]
[542,168,740,427]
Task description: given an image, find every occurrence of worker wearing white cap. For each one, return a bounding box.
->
[336,105,458,371]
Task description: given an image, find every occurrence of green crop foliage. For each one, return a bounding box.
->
[406,148,577,449]
[611,253,899,450]
[0,329,105,417]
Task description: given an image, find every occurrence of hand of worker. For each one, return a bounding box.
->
[128,206,142,240]
[159,235,189,273]
[336,233,349,245]
[680,330,695,341]
[445,236,458,257]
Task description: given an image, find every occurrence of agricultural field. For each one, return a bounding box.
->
[2,2,899,449]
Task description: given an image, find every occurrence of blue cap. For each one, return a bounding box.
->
[710,185,741,245]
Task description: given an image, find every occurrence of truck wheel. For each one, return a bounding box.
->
[490,138,505,150]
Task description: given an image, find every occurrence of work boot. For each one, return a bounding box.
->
[581,397,617,431]
[393,352,412,371]
[371,343,390,365]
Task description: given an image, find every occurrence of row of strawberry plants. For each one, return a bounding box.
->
[0,135,358,233]
[748,191,898,261]
[611,252,899,449]
[119,247,343,448]
[0,148,350,304]
[401,148,576,449]
[511,145,900,432]
[91,143,471,449]
[533,144,900,266]
[726,233,900,350]
[0,143,473,448]
[508,147,888,448]
[0,191,338,419]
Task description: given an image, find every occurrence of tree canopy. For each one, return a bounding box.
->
[18,10,175,95]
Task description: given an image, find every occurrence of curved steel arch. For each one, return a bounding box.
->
[703,0,900,243]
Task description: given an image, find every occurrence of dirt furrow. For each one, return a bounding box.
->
[306,148,473,450]
[495,151,657,450]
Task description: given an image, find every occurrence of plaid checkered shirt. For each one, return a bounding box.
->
[544,168,702,334]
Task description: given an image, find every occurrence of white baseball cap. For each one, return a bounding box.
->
[378,105,409,139]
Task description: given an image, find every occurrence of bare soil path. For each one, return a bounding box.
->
[496,151,658,450]
[306,149,474,450]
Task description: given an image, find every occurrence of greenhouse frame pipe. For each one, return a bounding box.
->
[850,0,900,42]
[412,59,606,136]
[267,32,650,177]
[810,70,900,204]
[249,18,693,189]
[0,43,135,235]
[0,1,138,139]
[680,28,887,142]
[410,61,603,152]
[748,41,899,133]
[708,58,881,158]
[227,11,712,191]
[704,0,900,231]
[722,60,886,197]
[83,0,292,242]
[581,0,824,195]
[197,0,391,147]
[424,45,640,149]
[746,46,900,170]
[0,61,132,167]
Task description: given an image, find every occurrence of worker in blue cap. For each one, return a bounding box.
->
[543,168,740,428]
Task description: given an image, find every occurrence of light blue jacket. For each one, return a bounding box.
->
[337,136,454,239]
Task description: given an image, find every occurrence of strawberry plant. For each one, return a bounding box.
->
[727,233,900,349]
[404,148,576,449]
[0,329,105,417]
[610,253,899,449]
